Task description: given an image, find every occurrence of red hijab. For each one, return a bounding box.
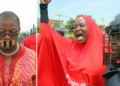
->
[37,15,106,86]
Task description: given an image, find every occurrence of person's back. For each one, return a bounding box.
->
[23,34,36,52]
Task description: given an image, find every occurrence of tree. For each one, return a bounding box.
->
[17,24,36,43]
[37,26,40,33]
[65,18,75,32]
[56,23,59,28]
[99,25,106,32]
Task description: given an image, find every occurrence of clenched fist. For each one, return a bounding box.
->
[40,0,51,4]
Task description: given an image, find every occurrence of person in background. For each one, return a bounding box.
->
[23,34,36,52]
[102,13,120,86]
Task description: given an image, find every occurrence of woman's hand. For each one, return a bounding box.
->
[40,0,51,4]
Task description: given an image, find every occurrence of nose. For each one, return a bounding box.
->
[76,26,81,31]
[111,38,116,46]
[3,33,11,39]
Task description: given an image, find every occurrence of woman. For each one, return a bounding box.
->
[38,0,106,86]
[0,11,36,86]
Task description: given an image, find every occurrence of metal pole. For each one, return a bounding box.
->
[59,13,60,27]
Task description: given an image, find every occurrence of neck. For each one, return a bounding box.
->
[0,43,20,56]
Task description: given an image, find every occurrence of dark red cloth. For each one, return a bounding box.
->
[23,34,36,52]
[37,15,106,86]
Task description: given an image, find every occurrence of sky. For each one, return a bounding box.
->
[37,0,120,26]
[0,0,37,32]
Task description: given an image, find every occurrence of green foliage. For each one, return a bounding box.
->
[37,26,40,33]
[65,18,75,32]
[56,24,60,28]
[99,25,106,31]
[17,24,36,43]
[65,32,74,39]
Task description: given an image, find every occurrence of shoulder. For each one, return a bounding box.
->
[21,45,36,58]
[24,34,36,41]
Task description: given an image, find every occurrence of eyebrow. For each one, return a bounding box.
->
[0,28,4,30]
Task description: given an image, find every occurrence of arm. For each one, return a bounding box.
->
[40,0,51,24]
[40,4,48,24]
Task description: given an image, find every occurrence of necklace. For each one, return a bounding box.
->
[0,42,20,56]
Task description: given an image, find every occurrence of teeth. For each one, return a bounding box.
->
[77,34,83,37]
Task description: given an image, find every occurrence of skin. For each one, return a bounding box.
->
[73,20,88,43]
[111,34,120,59]
[40,0,51,4]
[0,18,20,64]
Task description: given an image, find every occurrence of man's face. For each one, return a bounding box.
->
[111,33,120,59]
[0,18,20,50]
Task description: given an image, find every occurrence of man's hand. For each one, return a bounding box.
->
[40,0,51,4]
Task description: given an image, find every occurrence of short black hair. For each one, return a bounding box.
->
[0,11,20,28]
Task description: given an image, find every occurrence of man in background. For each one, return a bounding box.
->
[23,34,36,52]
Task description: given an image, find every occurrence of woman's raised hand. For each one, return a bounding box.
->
[40,0,51,4]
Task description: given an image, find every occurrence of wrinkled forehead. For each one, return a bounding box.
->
[0,18,18,27]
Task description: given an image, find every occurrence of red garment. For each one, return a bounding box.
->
[0,44,36,86]
[37,15,106,86]
[4,64,11,86]
[23,34,36,52]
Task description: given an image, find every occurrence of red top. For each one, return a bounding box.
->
[23,34,36,52]
[0,44,36,86]
[37,15,106,86]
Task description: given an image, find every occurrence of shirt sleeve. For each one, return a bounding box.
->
[37,4,72,86]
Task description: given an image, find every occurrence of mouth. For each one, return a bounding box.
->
[76,32,84,41]
[111,46,117,52]
[77,33,83,37]
[112,49,116,52]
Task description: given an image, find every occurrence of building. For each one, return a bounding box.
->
[37,18,63,28]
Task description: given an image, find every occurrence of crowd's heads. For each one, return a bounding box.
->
[74,15,88,44]
[55,28,65,37]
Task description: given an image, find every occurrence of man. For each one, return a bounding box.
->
[102,13,120,86]
[55,27,65,37]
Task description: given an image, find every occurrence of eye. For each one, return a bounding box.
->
[10,30,18,33]
[0,30,5,33]
[74,26,77,29]
[80,24,85,27]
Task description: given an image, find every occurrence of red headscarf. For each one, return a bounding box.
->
[37,15,106,86]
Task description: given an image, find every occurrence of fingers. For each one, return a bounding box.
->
[40,0,51,4]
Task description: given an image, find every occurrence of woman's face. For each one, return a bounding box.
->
[0,18,20,50]
[73,20,88,43]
